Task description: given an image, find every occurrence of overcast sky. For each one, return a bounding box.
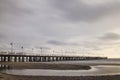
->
[0,0,120,58]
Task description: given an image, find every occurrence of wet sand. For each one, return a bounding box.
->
[0,62,90,70]
[1,73,120,80]
[0,62,120,80]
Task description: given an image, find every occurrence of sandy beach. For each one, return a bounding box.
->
[0,62,120,80]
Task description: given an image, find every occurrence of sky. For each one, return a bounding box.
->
[0,0,120,58]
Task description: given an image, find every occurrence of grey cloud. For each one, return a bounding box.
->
[98,32,120,41]
[78,41,103,50]
[47,40,81,46]
[0,0,33,16]
[47,40,67,46]
[35,46,51,50]
[50,0,120,22]
[47,40,103,52]
[0,34,6,39]
[0,33,8,43]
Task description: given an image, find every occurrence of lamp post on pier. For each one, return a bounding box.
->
[40,47,42,55]
[10,42,13,54]
[21,46,24,55]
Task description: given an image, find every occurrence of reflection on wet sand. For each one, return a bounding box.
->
[2,65,120,76]
[0,65,10,70]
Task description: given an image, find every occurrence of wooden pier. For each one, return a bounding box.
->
[0,54,107,62]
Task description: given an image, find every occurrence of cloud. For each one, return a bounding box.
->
[0,34,6,39]
[50,0,120,22]
[47,39,81,46]
[0,33,8,43]
[0,0,120,57]
[98,32,120,41]
[47,40,67,46]
[35,46,51,50]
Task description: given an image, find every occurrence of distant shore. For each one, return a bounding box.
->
[0,62,120,80]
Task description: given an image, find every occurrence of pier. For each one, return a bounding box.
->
[0,54,107,62]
